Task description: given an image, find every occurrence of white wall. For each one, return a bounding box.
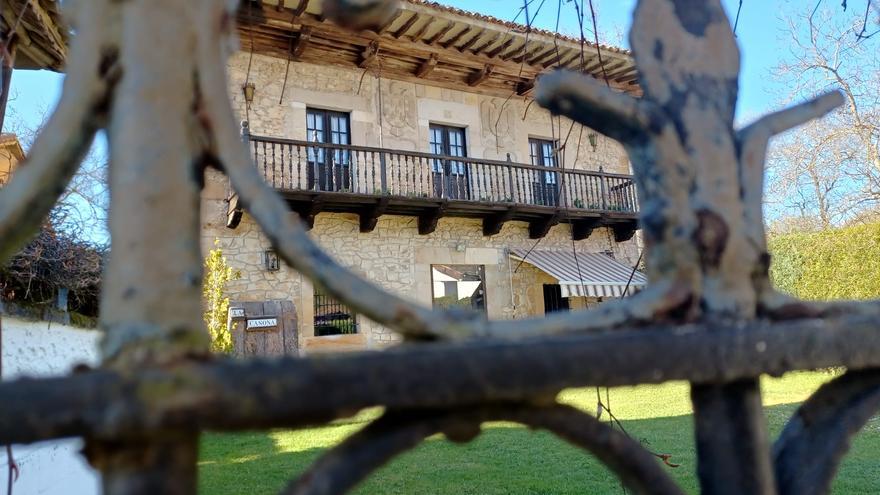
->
[1,316,101,495]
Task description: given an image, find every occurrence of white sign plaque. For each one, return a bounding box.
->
[229,308,245,318]
[247,317,278,329]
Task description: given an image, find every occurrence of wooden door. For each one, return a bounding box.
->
[229,300,298,358]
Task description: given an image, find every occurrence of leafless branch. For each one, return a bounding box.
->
[0,0,116,263]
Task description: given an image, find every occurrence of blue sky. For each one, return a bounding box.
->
[5,0,810,141]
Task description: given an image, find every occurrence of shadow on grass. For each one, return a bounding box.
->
[199,400,879,495]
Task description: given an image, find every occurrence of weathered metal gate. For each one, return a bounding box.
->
[0,0,877,494]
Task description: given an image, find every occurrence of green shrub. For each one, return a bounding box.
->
[203,240,241,353]
[769,222,880,300]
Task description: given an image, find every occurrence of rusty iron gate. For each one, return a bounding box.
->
[0,0,878,494]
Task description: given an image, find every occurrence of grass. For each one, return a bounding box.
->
[199,371,880,494]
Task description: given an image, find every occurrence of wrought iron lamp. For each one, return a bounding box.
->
[242,82,255,105]
[588,132,598,152]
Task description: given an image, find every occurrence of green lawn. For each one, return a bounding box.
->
[199,371,880,494]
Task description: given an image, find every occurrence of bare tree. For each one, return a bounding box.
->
[4,101,108,241]
[766,117,862,230]
[773,3,880,210]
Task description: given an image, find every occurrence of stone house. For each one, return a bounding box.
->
[201,0,647,354]
[0,134,24,186]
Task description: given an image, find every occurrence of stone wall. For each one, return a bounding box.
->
[201,51,641,351]
[203,168,639,348]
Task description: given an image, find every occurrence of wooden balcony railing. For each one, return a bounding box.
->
[246,134,639,214]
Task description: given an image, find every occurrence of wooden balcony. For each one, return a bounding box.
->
[228,134,640,242]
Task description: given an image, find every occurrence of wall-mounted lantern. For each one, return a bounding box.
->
[264,249,280,271]
[242,82,256,105]
[588,132,598,152]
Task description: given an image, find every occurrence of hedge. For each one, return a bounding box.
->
[768,222,880,301]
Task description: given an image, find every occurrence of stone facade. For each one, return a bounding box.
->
[200,52,640,352]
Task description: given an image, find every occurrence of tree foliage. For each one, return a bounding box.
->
[202,240,240,353]
[769,221,880,300]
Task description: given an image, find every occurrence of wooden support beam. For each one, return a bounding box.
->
[290,26,312,59]
[510,44,543,64]
[294,0,309,17]
[584,58,627,77]
[441,26,473,49]
[546,50,581,69]
[516,79,535,96]
[598,60,630,79]
[408,18,433,42]
[415,54,438,78]
[529,211,562,239]
[486,36,515,58]
[376,9,402,34]
[392,13,419,39]
[605,65,637,81]
[292,200,323,230]
[358,41,380,68]
[470,32,502,55]
[418,203,447,235]
[359,198,390,233]
[482,207,517,236]
[467,64,494,87]
[529,46,559,66]
[612,221,638,242]
[571,218,602,241]
[617,71,640,84]
[424,21,454,45]
[226,193,243,229]
[457,29,485,52]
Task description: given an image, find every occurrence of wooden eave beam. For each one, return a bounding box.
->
[236,7,642,97]
[485,36,515,58]
[528,211,562,239]
[612,221,638,242]
[376,9,403,34]
[17,0,66,63]
[408,18,433,42]
[418,203,447,235]
[529,46,559,66]
[516,79,535,96]
[571,218,601,241]
[457,29,485,52]
[584,57,627,77]
[604,64,637,80]
[467,64,494,87]
[440,26,472,49]
[359,198,390,233]
[482,207,517,236]
[290,26,312,59]
[550,51,583,69]
[617,71,640,84]
[392,12,420,39]
[358,40,379,68]
[508,42,544,64]
[424,21,454,45]
[470,32,502,55]
[415,54,438,78]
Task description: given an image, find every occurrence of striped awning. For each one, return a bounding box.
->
[510,249,648,298]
